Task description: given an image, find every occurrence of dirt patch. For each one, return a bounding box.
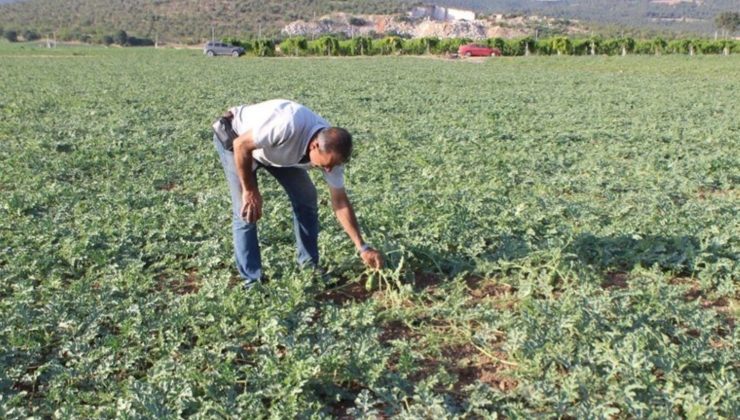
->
[466,276,517,310]
[413,271,444,291]
[407,343,517,393]
[702,297,729,309]
[155,181,178,191]
[318,281,375,305]
[677,278,736,338]
[697,187,738,200]
[467,278,515,299]
[326,397,358,419]
[379,320,417,344]
[602,272,629,289]
[157,268,199,294]
[680,279,735,312]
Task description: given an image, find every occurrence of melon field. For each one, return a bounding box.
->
[0,44,738,418]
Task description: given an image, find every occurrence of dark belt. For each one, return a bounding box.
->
[213,110,238,151]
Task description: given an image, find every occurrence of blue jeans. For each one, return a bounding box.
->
[214,136,320,283]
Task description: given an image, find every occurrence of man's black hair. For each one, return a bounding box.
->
[318,127,353,163]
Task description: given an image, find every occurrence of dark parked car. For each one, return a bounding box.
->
[203,41,245,57]
[458,44,502,57]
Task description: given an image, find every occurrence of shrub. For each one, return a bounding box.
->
[401,38,425,55]
[22,30,40,41]
[633,40,653,55]
[695,39,727,54]
[222,37,252,52]
[485,37,505,51]
[618,37,636,55]
[438,38,471,54]
[534,38,553,55]
[349,17,367,26]
[403,37,440,55]
[3,30,18,42]
[279,36,308,56]
[652,37,667,55]
[550,36,572,55]
[253,39,275,56]
[667,39,701,55]
[572,38,591,55]
[598,38,619,55]
[347,36,372,55]
[309,36,340,56]
[113,30,128,46]
[376,36,403,55]
[127,36,154,46]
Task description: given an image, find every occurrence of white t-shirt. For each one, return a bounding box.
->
[229,99,345,188]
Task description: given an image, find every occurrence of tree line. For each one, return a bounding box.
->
[1,27,154,46]
[2,26,736,56]
[224,35,739,57]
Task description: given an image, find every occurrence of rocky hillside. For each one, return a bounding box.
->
[282,13,586,40]
[0,0,412,43]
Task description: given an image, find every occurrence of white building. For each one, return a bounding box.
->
[409,5,476,22]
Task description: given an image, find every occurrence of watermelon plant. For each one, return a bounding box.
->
[0,44,737,417]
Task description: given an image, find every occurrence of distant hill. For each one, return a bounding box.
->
[434,0,738,34]
[0,0,736,42]
[0,0,413,43]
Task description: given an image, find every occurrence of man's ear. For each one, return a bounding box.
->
[309,140,320,151]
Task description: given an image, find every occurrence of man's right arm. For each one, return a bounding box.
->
[233,130,263,223]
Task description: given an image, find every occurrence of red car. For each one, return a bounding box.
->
[458,44,502,57]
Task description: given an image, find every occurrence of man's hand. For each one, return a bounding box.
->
[360,248,383,270]
[241,189,262,223]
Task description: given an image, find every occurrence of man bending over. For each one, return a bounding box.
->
[212,99,383,286]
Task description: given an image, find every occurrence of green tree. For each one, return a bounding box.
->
[222,37,252,53]
[587,35,602,56]
[535,38,553,55]
[253,39,275,57]
[22,30,40,41]
[279,36,308,56]
[598,38,619,55]
[438,38,471,54]
[113,30,128,45]
[715,11,739,38]
[519,37,535,56]
[419,37,440,54]
[551,36,572,55]
[652,37,667,55]
[617,37,635,56]
[400,38,424,55]
[668,39,698,55]
[377,36,402,55]
[348,36,372,55]
[503,38,522,56]
[4,30,18,42]
[572,38,591,55]
[486,37,506,51]
[316,35,339,56]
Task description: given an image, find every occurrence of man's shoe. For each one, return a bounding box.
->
[243,275,269,290]
[312,267,335,284]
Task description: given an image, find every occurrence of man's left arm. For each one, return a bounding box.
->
[329,187,383,269]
